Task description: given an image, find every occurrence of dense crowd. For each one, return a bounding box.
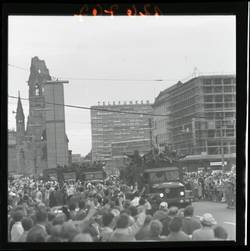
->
[183,169,236,208]
[8,175,231,242]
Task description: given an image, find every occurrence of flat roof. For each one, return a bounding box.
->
[155,74,236,102]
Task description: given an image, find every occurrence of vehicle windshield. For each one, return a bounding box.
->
[150,186,183,198]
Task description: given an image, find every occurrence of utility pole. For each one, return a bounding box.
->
[148,117,155,159]
[220,120,225,172]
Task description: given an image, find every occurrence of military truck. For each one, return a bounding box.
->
[143,166,193,208]
[43,166,105,184]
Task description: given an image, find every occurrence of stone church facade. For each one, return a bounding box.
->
[13,56,69,176]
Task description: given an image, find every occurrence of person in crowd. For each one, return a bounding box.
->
[75,200,87,221]
[108,205,146,242]
[60,221,80,242]
[192,213,217,240]
[26,227,46,242]
[72,233,93,242]
[8,174,230,242]
[161,206,178,236]
[213,225,228,240]
[181,206,201,236]
[18,217,34,242]
[29,206,49,239]
[165,217,190,241]
[35,186,43,204]
[146,219,167,241]
[153,202,168,221]
[10,210,24,242]
[135,214,152,240]
[68,201,78,220]
[99,212,115,241]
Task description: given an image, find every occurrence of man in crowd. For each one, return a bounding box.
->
[8,175,230,242]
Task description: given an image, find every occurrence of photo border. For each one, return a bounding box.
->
[0,1,248,249]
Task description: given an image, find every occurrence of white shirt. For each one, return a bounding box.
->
[11,221,24,242]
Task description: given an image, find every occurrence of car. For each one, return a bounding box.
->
[147,181,193,208]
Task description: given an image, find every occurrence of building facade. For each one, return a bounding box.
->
[91,101,153,162]
[8,130,18,175]
[11,57,69,176]
[153,75,236,170]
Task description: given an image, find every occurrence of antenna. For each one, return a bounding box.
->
[192,67,199,78]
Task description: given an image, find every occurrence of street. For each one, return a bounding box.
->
[193,201,236,240]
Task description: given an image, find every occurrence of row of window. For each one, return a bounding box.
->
[203,86,236,93]
[204,94,236,103]
[203,78,235,86]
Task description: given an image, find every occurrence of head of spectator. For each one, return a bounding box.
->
[52,213,66,226]
[116,213,130,229]
[21,217,33,232]
[129,206,138,217]
[214,226,228,240]
[169,217,183,233]
[48,212,56,222]
[150,220,163,238]
[78,200,85,210]
[46,236,62,242]
[111,208,120,218]
[12,210,24,223]
[177,208,184,218]
[50,224,62,238]
[159,202,168,212]
[102,212,115,228]
[68,202,77,212]
[168,207,179,218]
[61,222,79,241]
[26,227,46,242]
[72,233,93,242]
[35,206,48,225]
[200,213,217,227]
[184,206,194,218]
[123,200,131,210]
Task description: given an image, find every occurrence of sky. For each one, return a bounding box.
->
[8,15,236,156]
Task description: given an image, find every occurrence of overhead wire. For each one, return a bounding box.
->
[8,63,179,83]
[8,95,172,117]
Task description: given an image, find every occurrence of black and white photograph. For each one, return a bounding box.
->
[4,3,246,245]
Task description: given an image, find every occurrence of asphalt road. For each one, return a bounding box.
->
[192,201,236,240]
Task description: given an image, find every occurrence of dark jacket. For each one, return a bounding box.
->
[182,217,201,235]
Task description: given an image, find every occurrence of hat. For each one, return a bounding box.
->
[159,202,168,210]
[200,213,217,226]
[111,209,120,217]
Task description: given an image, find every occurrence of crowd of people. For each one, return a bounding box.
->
[182,168,236,208]
[8,175,231,242]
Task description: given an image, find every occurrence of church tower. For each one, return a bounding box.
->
[16,91,25,145]
[15,91,26,174]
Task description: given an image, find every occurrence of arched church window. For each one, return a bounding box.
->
[41,130,47,141]
[20,149,25,159]
[35,84,39,96]
[42,145,47,161]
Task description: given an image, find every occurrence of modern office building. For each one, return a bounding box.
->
[153,75,236,170]
[91,101,153,162]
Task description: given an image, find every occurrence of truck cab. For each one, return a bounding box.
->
[143,167,193,208]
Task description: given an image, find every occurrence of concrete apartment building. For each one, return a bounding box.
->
[91,101,153,163]
[153,75,236,170]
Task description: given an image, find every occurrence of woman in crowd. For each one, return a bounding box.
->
[8,175,230,242]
